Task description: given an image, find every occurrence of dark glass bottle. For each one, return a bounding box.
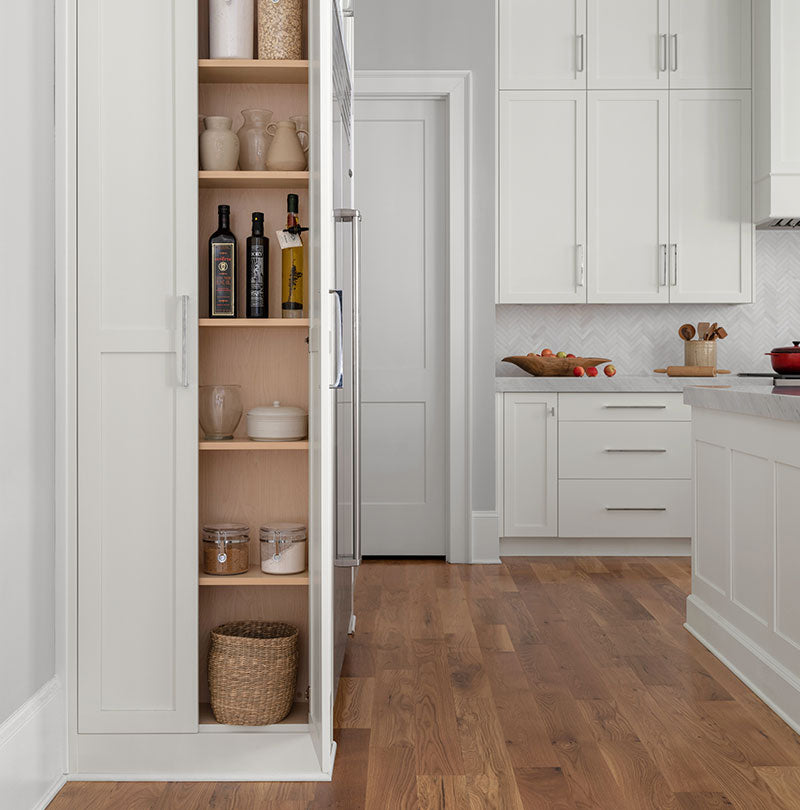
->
[209,204,237,318]
[246,212,269,318]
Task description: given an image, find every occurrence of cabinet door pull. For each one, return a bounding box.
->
[576,243,585,287]
[177,294,189,388]
[576,34,585,72]
[549,406,556,417]
[671,243,678,286]
[660,243,667,286]
[605,507,667,512]
[603,404,666,409]
[604,448,667,453]
[670,34,678,71]
[659,34,668,72]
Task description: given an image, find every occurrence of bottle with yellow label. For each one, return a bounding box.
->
[281,194,307,318]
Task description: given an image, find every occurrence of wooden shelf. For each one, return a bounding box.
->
[198,701,309,732]
[199,318,309,328]
[199,171,308,189]
[199,439,309,451]
[198,59,308,84]
[199,564,308,587]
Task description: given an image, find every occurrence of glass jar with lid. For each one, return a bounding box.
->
[260,523,307,575]
[202,523,250,575]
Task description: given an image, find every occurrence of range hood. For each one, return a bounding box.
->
[754,1,800,229]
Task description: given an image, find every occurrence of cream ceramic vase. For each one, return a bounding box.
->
[265,120,309,171]
[237,109,273,171]
[200,116,240,171]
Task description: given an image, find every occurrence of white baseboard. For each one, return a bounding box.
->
[686,595,800,737]
[499,537,691,556]
[471,512,500,563]
[0,677,66,810]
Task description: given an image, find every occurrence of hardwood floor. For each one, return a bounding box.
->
[49,557,800,808]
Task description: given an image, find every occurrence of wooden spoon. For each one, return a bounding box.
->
[678,323,696,341]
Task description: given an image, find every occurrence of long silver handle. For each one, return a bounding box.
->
[604,404,666,409]
[606,507,667,512]
[177,294,189,388]
[604,448,667,453]
[576,244,585,287]
[659,34,667,72]
[670,34,678,71]
[671,243,678,286]
[329,289,344,389]
[660,243,667,286]
[576,34,585,72]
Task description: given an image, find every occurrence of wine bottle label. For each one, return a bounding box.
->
[211,243,235,316]
[276,230,303,250]
[249,245,265,307]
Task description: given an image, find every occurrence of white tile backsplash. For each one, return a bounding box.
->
[496,231,800,376]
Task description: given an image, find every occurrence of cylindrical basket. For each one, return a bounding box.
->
[208,621,298,726]
[684,340,717,369]
[257,0,303,60]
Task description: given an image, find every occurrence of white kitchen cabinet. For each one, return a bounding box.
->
[498,92,587,303]
[669,90,753,303]
[499,0,587,90]
[669,0,751,89]
[502,393,558,537]
[587,91,669,302]
[587,0,668,89]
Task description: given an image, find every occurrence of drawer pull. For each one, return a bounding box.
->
[604,448,667,453]
[605,507,667,512]
[603,405,667,409]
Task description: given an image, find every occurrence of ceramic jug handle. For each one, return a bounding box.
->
[297,128,310,153]
[266,122,278,136]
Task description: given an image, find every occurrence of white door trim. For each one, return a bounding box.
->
[355,70,473,563]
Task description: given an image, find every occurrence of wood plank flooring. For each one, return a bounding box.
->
[49,557,800,808]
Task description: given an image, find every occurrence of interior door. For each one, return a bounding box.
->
[77,0,197,733]
[355,97,447,556]
[498,91,587,303]
[588,91,669,302]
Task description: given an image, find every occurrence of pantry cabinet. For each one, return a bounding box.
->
[498,91,586,304]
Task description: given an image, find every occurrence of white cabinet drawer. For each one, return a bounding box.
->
[559,422,690,479]
[558,393,691,421]
[558,480,691,537]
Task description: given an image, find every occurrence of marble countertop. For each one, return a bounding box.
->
[495,374,739,393]
[683,384,800,422]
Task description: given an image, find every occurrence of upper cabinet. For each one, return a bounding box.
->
[501,0,751,90]
[499,0,587,90]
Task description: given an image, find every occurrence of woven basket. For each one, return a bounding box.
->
[208,621,298,726]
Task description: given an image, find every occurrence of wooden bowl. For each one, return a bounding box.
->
[503,354,612,377]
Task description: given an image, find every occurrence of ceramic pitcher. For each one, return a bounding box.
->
[265,120,309,171]
[237,109,273,171]
[200,116,240,171]
[289,115,309,168]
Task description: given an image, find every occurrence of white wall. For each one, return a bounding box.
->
[355,0,497,511]
[0,0,56,722]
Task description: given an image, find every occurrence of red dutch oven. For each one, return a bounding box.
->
[766,341,800,374]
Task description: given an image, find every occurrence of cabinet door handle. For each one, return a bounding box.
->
[603,404,666,409]
[670,34,678,71]
[576,34,585,72]
[576,243,585,287]
[329,289,344,389]
[549,406,556,417]
[671,243,678,286]
[660,243,667,286]
[605,507,667,512]
[659,34,668,72]
[604,448,667,453]
[177,294,189,388]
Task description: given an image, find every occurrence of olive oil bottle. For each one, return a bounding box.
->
[281,194,307,318]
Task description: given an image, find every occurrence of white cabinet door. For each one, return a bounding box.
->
[503,394,558,537]
[587,0,668,88]
[669,0,751,89]
[588,91,669,302]
[669,90,752,303]
[77,0,197,732]
[499,0,587,89]
[498,92,587,303]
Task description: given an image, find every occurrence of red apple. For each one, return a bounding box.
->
[541,348,554,357]
[566,353,576,358]
[586,366,599,377]
[604,364,617,377]
[573,366,585,377]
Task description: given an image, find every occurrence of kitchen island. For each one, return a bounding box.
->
[684,384,800,734]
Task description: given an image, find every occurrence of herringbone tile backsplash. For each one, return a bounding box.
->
[496,232,800,376]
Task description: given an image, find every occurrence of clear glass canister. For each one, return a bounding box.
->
[260,522,307,575]
[202,523,250,575]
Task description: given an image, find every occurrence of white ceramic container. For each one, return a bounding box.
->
[199,116,240,171]
[209,0,254,59]
[260,523,307,575]
[247,401,308,441]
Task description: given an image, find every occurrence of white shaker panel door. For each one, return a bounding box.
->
[499,0,587,90]
[503,394,558,538]
[669,91,752,303]
[355,98,447,556]
[669,0,751,89]
[499,92,587,303]
[588,91,669,302]
[77,0,197,733]
[587,0,668,88]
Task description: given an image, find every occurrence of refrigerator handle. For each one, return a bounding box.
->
[329,289,344,389]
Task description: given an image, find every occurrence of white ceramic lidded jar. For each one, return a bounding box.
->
[246,401,308,441]
[209,0,254,59]
[200,116,240,171]
[260,523,307,575]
